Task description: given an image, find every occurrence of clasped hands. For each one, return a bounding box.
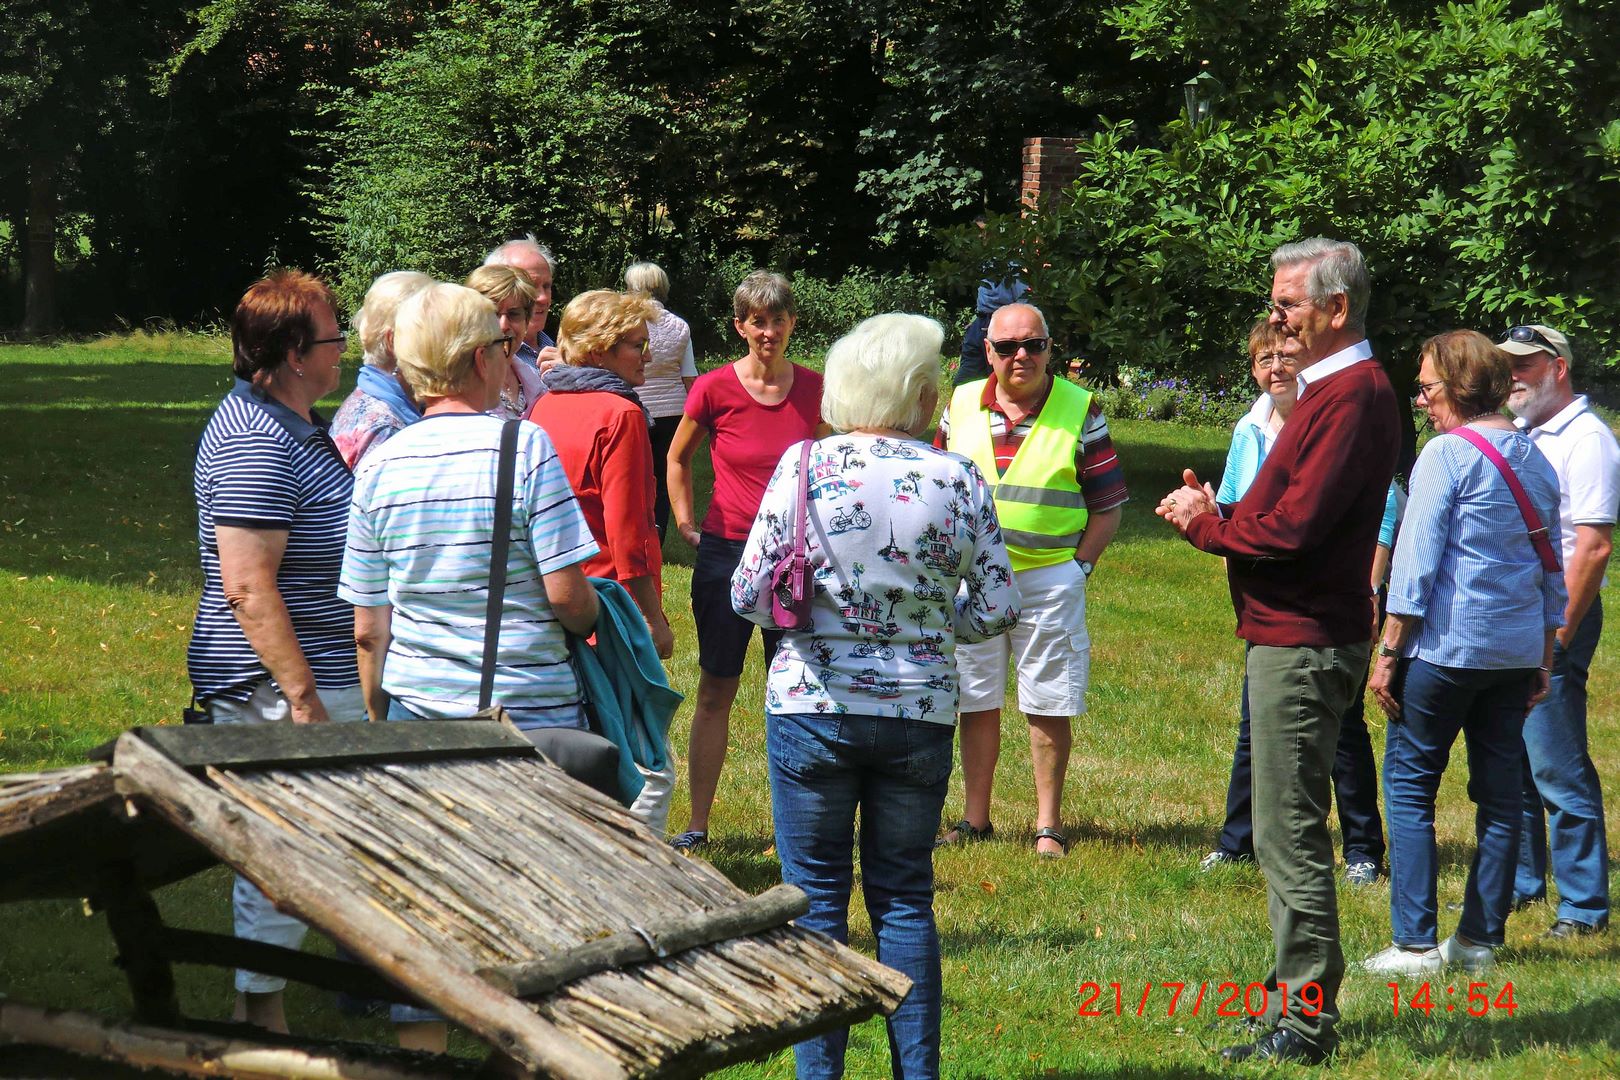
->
[1155,469,1218,534]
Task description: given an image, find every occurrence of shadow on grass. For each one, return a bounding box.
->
[1343,991,1620,1058]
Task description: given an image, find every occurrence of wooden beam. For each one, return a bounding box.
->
[0,997,476,1079]
[98,718,536,772]
[478,884,808,999]
[111,733,625,1080]
[157,928,423,1005]
[98,873,180,1026]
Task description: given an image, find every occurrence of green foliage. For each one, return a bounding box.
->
[952,0,1620,380]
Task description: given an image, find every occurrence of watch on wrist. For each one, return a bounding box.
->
[1377,642,1400,658]
[1078,559,1094,578]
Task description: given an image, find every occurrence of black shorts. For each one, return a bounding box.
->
[692,532,784,678]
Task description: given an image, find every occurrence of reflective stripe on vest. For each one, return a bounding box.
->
[947,378,1091,571]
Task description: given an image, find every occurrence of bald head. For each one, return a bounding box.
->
[988,302,1048,338]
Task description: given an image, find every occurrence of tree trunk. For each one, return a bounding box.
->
[21,153,57,338]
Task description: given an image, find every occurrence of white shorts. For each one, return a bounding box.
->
[957,559,1090,718]
[209,680,365,993]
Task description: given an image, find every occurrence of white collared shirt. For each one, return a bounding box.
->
[1296,338,1374,398]
[1515,394,1620,569]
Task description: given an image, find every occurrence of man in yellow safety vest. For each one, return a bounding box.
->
[933,302,1127,857]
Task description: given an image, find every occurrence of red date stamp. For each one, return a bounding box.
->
[1076,981,1325,1018]
[1389,981,1516,1017]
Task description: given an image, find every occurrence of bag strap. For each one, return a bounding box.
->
[1449,426,1562,574]
[480,418,522,711]
[792,440,813,560]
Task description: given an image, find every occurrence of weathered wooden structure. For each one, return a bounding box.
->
[0,720,910,1078]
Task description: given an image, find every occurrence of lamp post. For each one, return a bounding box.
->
[1183,67,1223,125]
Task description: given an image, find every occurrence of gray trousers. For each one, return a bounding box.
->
[1246,641,1368,1046]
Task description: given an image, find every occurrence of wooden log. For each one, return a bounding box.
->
[156,928,424,1005]
[111,733,626,1080]
[103,719,536,773]
[479,885,808,999]
[0,997,474,1079]
[97,874,180,1026]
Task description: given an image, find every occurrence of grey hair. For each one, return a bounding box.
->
[986,301,1050,338]
[821,313,944,434]
[733,270,796,319]
[1271,238,1370,332]
[623,261,670,303]
[353,271,435,369]
[484,234,556,273]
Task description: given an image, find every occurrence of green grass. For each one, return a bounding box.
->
[2,337,1618,1077]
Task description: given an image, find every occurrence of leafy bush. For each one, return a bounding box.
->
[1089,375,1251,429]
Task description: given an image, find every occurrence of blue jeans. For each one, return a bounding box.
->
[767,711,952,1080]
[1516,598,1610,925]
[1385,659,1532,947]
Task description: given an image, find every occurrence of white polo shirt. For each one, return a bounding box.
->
[1517,394,1620,570]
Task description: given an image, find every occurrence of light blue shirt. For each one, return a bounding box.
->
[1387,425,1567,669]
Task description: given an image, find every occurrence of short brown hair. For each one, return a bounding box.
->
[733,270,796,320]
[1422,329,1512,417]
[1247,318,1286,361]
[231,270,338,381]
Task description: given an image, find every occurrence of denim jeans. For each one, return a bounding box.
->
[1385,659,1532,948]
[767,710,953,1080]
[1516,598,1610,926]
[1217,670,1386,866]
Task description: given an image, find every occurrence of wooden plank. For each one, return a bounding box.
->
[156,928,425,1005]
[0,997,476,1079]
[110,732,625,1080]
[479,885,809,999]
[107,718,537,772]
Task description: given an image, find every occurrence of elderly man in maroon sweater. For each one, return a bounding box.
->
[1158,239,1400,1065]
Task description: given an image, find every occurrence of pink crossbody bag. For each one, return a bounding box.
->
[769,440,816,630]
[1450,426,1562,574]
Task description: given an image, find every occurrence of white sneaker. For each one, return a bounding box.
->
[1361,943,1442,975]
[1439,934,1496,973]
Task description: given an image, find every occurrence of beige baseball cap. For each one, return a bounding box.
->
[1499,324,1573,365]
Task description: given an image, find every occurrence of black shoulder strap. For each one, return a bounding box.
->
[479,418,522,711]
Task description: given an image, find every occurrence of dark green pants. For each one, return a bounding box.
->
[1246,641,1369,1046]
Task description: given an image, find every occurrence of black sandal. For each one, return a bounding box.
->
[1034,827,1070,858]
[935,819,994,848]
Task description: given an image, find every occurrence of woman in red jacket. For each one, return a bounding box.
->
[527,290,674,659]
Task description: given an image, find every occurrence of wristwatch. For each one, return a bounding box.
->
[1377,642,1400,658]
[1077,559,1095,578]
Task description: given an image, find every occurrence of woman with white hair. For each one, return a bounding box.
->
[732,313,1020,1080]
[330,270,434,467]
[623,261,697,539]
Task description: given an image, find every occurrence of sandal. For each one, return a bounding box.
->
[1034,827,1070,859]
[669,830,709,853]
[935,819,994,848]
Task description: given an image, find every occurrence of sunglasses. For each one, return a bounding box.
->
[989,336,1050,357]
[1501,325,1560,355]
[486,335,514,357]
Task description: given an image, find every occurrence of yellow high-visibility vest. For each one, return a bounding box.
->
[947,378,1090,571]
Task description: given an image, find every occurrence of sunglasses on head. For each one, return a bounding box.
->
[989,336,1050,357]
[1501,326,1559,354]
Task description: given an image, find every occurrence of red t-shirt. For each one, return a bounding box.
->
[527,391,661,586]
[686,362,822,540]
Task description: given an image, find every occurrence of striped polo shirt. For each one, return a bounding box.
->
[339,414,599,726]
[188,380,358,703]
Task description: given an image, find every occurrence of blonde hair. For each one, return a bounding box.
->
[353,271,434,369]
[821,313,944,434]
[464,264,537,318]
[394,283,500,399]
[557,290,659,366]
[623,261,670,303]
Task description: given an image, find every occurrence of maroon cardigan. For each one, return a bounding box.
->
[1186,357,1401,647]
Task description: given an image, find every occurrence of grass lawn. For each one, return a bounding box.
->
[2,335,1618,1078]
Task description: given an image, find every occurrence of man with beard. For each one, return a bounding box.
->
[1502,324,1617,938]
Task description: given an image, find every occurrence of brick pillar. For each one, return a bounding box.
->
[1021,137,1083,210]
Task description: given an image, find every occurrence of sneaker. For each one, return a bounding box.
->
[1439,934,1496,972]
[669,830,709,853]
[1361,943,1442,976]
[1544,917,1608,940]
[1345,861,1380,887]
[1200,849,1253,872]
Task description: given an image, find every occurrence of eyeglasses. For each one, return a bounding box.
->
[1501,325,1560,355]
[309,333,348,348]
[1260,296,1313,319]
[1414,379,1444,400]
[485,335,514,357]
[988,336,1051,357]
[1253,353,1293,371]
[620,337,650,355]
